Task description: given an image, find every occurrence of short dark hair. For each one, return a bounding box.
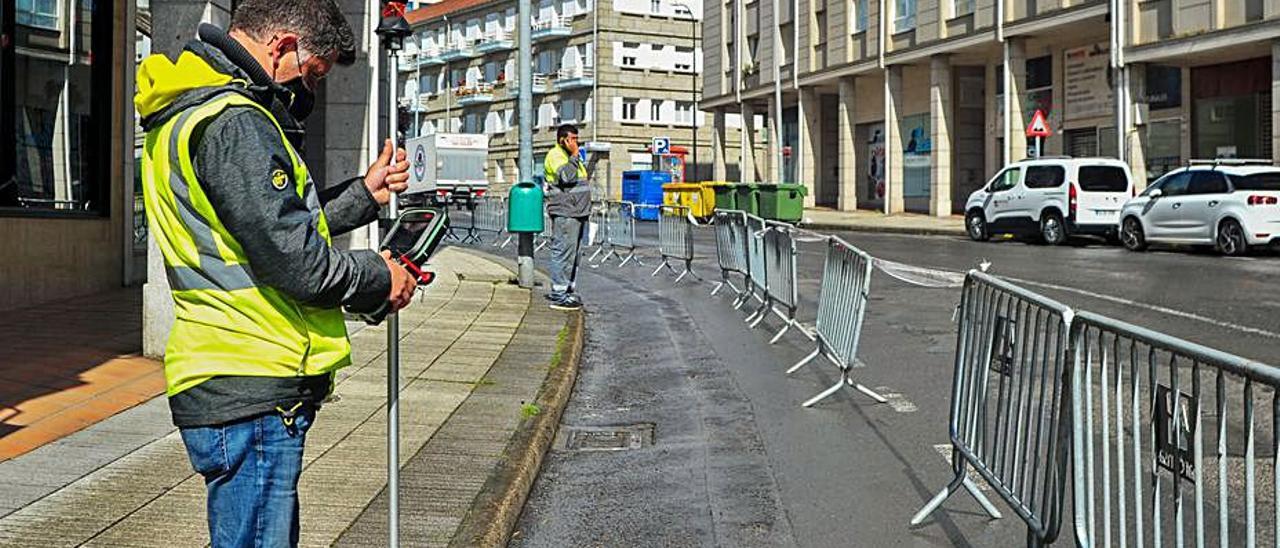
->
[231,0,357,65]
[556,124,579,141]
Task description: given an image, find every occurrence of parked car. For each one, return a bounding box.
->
[1119,160,1280,256]
[965,157,1135,244]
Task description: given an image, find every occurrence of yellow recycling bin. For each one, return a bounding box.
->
[662,182,717,219]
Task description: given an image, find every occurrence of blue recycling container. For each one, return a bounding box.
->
[621,170,671,221]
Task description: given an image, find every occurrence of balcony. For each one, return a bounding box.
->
[397,50,417,71]
[418,46,445,66]
[441,40,475,62]
[507,74,552,95]
[475,30,515,53]
[530,15,572,41]
[398,94,429,113]
[455,83,496,106]
[553,66,594,91]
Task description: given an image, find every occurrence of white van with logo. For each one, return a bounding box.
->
[964,157,1135,245]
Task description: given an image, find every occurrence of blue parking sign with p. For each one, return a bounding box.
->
[652,137,670,155]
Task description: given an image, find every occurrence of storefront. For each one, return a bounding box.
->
[1141,64,1184,183]
[1062,43,1116,158]
[1191,57,1272,161]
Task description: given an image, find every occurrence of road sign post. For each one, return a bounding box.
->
[1025,109,1051,159]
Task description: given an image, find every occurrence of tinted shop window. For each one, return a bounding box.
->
[1078,166,1129,192]
[1023,166,1064,189]
[1231,173,1280,191]
[2,0,114,216]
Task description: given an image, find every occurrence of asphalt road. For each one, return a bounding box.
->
[450,217,1279,547]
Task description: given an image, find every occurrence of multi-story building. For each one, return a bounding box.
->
[701,0,1280,216]
[400,0,764,197]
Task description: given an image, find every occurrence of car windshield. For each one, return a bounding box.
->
[1078,166,1129,192]
[1231,173,1280,191]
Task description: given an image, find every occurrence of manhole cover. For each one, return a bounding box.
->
[558,423,655,452]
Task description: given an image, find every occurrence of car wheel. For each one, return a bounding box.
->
[1216,219,1249,256]
[966,210,989,242]
[1040,212,1067,245]
[1121,217,1147,251]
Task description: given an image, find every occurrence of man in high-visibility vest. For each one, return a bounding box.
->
[134,1,416,545]
[543,124,594,310]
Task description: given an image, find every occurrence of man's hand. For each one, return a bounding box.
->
[380,250,417,312]
[365,139,410,206]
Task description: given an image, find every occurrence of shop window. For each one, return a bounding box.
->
[1145,118,1182,183]
[1026,56,1052,89]
[3,0,114,216]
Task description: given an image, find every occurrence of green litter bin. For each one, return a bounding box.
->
[758,183,808,222]
[733,183,761,216]
[707,182,736,211]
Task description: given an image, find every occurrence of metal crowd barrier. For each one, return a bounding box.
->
[471,196,512,248]
[586,201,609,262]
[743,214,769,317]
[1071,312,1280,548]
[912,271,1072,547]
[786,236,888,407]
[597,201,642,267]
[535,210,552,252]
[711,210,749,300]
[758,221,804,343]
[651,204,701,284]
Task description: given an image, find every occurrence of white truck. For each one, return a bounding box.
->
[403,133,490,208]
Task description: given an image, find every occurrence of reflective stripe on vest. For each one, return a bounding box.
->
[141,90,350,396]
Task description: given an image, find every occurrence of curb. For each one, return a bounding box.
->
[798,222,967,238]
[448,308,585,548]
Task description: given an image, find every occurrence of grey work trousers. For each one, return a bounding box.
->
[548,215,587,293]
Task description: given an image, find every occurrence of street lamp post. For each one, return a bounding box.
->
[672,1,697,181]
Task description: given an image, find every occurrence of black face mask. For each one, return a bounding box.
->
[282,78,315,121]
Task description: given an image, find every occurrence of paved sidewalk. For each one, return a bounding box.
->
[0,247,579,547]
[801,208,966,236]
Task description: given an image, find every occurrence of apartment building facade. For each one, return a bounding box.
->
[701,0,1280,216]
[400,0,764,197]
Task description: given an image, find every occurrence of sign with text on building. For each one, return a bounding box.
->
[1026,109,1052,138]
[1064,44,1114,121]
[652,136,670,155]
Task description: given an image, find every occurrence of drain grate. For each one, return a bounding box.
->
[558,423,655,452]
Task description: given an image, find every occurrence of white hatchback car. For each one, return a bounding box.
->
[965,157,1134,244]
[1119,161,1280,255]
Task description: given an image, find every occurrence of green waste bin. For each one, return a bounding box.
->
[758,183,807,222]
[733,183,761,216]
[708,182,736,212]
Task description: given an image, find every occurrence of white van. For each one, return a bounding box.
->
[964,157,1135,244]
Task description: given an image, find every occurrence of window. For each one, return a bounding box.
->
[17,0,59,30]
[561,98,579,123]
[4,0,114,216]
[1231,173,1280,191]
[675,47,694,72]
[674,101,694,125]
[853,0,868,32]
[1152,172,1192,196]
[895,0,916,32]
[650,100,664,122]
[651,0,661,14]
[814,9,827,68]
[953,0,974,17]
[1024,166,1065,189]
[622,98,639,121]
[1077,166,1129,193]
[989,167,1021,192]
[1188,171,1230,195]
[484,62,499,83]
[673,3,691,16]
[1026,56,1053,89]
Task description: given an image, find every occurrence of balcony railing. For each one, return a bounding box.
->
[475,30,515,53]
[455,83,496,106]
[441,40,476,61]
[507,74,552,95]
[530,15,573,41]
[553,66,594,91]
[418,46,445,66]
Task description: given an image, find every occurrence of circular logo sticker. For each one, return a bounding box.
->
[413,144,427,183]
[270,169,289,190]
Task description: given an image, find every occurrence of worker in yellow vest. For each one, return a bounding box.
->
[543,124,594,310]
[134,1,415,545]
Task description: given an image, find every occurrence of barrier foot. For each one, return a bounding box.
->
[851,381,889,403]
[910,475,962,526]
[746,304,768,327]
[710,281,724,296]
[732,292,750,310]
[786,348,820,375]
[963,476,1002,520]
[588,247,604,262]
[500,235,513,248]
[801,380,845,408]
[651,261,667,277]
[769,322,792,344]
[672,269,689,284]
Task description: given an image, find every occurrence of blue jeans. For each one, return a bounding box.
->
[180,406,316,548]
[548,215,586,293]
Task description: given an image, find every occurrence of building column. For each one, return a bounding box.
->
[885,64,905,214]
[713,109,728,181]
[1273,42,1280,165]
[837,76,858,211]
[930,55,953,217]
[741,104,758,183]
[799,87,819,207]
[767,95,782,183]
[1004,38,1028,163]
[1125,63,1149,189]
[146,0,233,359]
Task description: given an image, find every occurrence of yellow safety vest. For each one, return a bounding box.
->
[544,145,587,185]
[141,90,351,396]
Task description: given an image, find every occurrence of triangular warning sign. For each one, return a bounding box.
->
[1026,109,1051,138]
